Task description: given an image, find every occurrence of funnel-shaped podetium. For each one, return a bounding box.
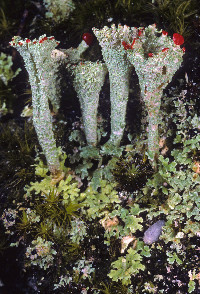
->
[71,61,107,146]
[93,24,137,146]
[64,33,94,66]
[125,24,185,163]
[10,35,62,176]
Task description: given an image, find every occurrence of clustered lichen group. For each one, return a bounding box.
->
[42,0,75,23]
[9,24,185,175]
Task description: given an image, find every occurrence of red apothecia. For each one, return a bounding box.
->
[173,33,184,45]
[82,33,94,46]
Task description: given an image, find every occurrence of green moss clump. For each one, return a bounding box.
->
[146,0,198,37]
[0,121,36,204]
[113,153,153,192]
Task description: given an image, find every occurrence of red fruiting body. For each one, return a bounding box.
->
[49,37,55,40]
[131,38,136,49]
[43,37,48,41]
[148,53,154,57]
[162,30,168,36]
[33,41,37,44]
[82,33,94,46]
[122,41,132,50]
[122,41,127,49]
[182,47,186,52]
[162,47,169,52]
[173,33,184,45]
[26,39,31,43]
[56,42,59,45]
[39,39,43,43]
[18,42,23,46]
[138,29,143,37]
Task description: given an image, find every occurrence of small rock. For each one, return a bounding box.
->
[143,220,165,245]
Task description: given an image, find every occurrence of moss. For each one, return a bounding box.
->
[113,153,153,192]
[0,120,36,205]
[145,0,198,37]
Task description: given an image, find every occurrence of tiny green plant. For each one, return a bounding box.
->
[108,241,151,286]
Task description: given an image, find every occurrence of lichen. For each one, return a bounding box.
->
[71,61,107,145]
[125,24,185,164]
[43,0,75,23]
[93,24,137,146]
[9,35,62,176]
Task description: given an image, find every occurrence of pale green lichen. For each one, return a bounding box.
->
[71,61,107,145]
[0,52,21,116]
[61,39,104,146]
[43,0,75,23]
[125,24,184,162]
[53,37,92,68]
[69,218,87,244]
[10,35,62,175]
[93,24,137,146]
[64,40,90,65]
[73,258,95,281]
[25,236,57,270]
[0,52,21,86]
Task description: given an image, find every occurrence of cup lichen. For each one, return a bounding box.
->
[124,24,185,163]
[93,24,137,146]
[10,35,62,176]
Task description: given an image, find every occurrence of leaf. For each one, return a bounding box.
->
[162,186,168,195]
[167,252,183,265]
[188,280,196,293]
[91,169,102,190]
[167,193,182,209]
[100,144,124,157]
[125,215,143,233]
[108,247,146,285]
[80,146,101,159]
[75,161,93,179]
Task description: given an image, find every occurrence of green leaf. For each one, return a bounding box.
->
[100,144,124,157]
[80,146,101,159]
[167,252,183,265]
[108,247,147,285]
[188,280,196,293]
[162,186,169,195]
[174,134,182,143]
[75,161,93,179]
[91,169,102,190]
[167,193,182,209]
[125,215,143,233]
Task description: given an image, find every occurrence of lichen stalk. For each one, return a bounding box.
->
[144,90,162,160]
[93,24,137,146]
[125,24,185,160]
[103,49,132,145]
[10,35,62,175]
[64,40,90,66]
[71,61,107,145]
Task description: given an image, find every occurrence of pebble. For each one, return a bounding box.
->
[143,220,165,245]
